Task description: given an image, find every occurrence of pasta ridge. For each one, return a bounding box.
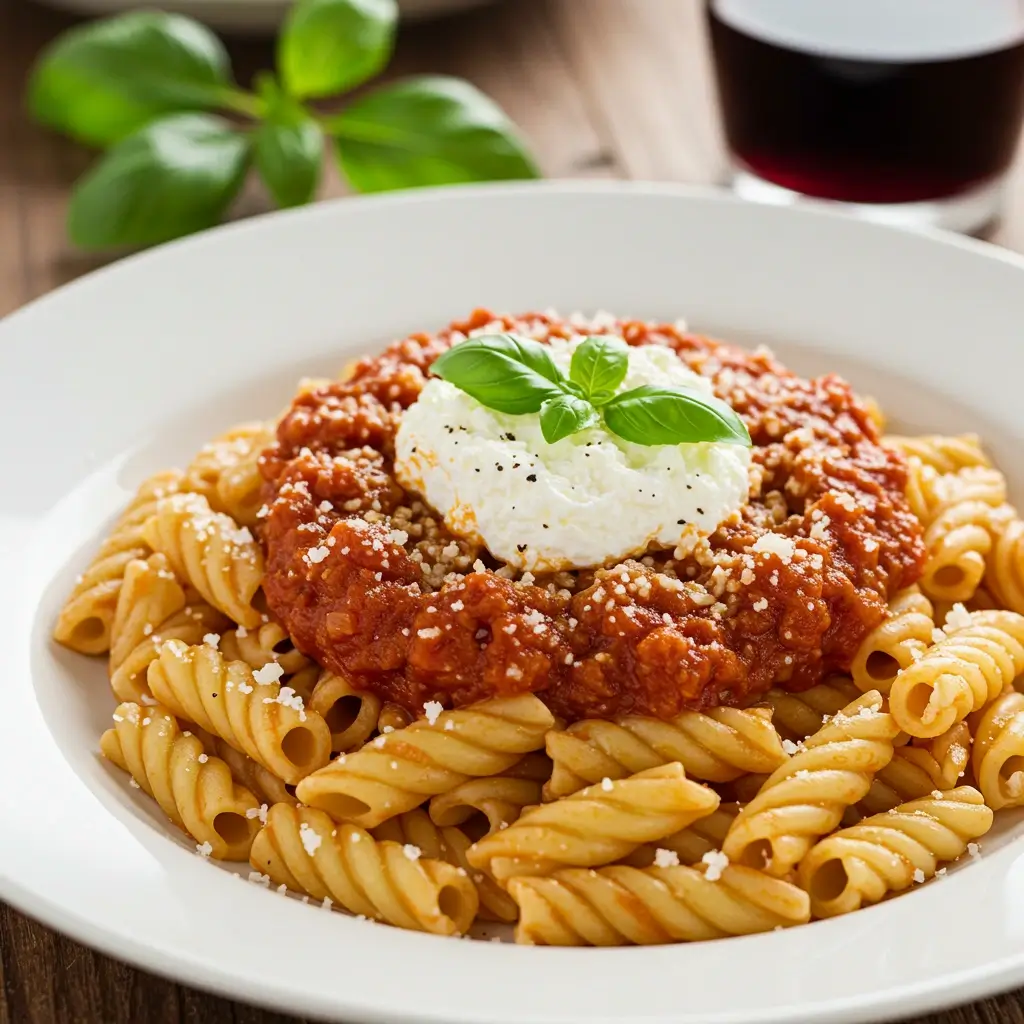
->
[970,688,1024,810]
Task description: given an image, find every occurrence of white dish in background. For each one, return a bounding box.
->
[3,181,1024,1023]
[34,0,493,32]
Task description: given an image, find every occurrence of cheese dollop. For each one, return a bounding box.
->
[394,338,752,572]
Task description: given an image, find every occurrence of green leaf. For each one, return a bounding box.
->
[540,395,599,444]
[278,0,397,99]
[430,333,564,415]
[330,75,539,192]
[602,385,752,447]
[28,12,232,147]
[570,336,629,404]
[68,113,250,250]
[253,86,323,208]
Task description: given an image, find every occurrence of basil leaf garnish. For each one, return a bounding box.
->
[602,385,751,447]
[540,394,599,444]
[430,333,564,415]
[569,335,629,404]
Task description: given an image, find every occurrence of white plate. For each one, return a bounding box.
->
[34,0,494,32]
[3,182,1024,1024]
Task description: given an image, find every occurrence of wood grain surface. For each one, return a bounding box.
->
[2,0,1024,1021]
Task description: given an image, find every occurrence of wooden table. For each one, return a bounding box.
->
[2,0,1024,1021]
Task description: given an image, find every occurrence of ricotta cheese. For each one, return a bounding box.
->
[394,337,751,572]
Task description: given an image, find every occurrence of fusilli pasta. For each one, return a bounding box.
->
[182,422,273,528]
[309,671,382,753]
[249,803,479,935]
[850,587,935,695]
[798,788,993,917]
[970,688,1024,810]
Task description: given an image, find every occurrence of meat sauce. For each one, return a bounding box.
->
[258,311,925,722]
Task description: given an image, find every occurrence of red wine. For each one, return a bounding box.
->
[708,0,1024,205]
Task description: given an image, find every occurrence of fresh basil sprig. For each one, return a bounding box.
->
[431,333,752,448]
[28,0,538,250]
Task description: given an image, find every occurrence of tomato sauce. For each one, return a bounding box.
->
[258,311,924,721]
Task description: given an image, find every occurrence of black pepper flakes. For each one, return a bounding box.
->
[526,474,537,482]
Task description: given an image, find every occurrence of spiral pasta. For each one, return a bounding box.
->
[296,695,554,828]
[219,621,310,676]
[762,677,860,742]
[858,721,971,816]
[54,470,183,654]
[723,692,899,876]
[182,422,273,528]
[109,554,186,674]
[919,501,1007,604]
[147,639,331,784]
[468,763,720,882]
[250,803,479,935]
[143,492,264,628]
[509,862,810,946]
[543,706,786,800]
[798,788,993,918]
[904,460,1006,529]
[109,602,230,704]
[429,757,548,837]
[888,609,1024,738]
[101,702,261,859]
[986,514,1024,615]
[850,587,935,695]
[374,808,517,922]
[884,433,991,473]
[377,702,413,735]
[192,727,297,809]
[309,671,382,753]
[970,689,1024,810]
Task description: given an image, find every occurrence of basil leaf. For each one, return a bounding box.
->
[570,336,629,403]
[254,104,323,208]
[431,334,564,415]
[540,395,598,444]
[278,0,397,99]
[68,113,249,249]
[330,75,539,192]
[603,385,752,447]
[28,12,231,147]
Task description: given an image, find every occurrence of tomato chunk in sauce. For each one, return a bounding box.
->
[258,310,924,722]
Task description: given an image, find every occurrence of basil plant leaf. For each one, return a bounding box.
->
[68,113,250,249]
[569,335,629,403]
[540,395,599,444]
[255,115,323,208]
[28,11,232,147]
[331,75,539,192]
[278,0,397,99]
[430,333,565,415]
[602,385,752,447]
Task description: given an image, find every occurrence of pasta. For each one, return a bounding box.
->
[250,803,479,935]
[147,639,332,785]
[543,706,786,799]
[970,688,1024,810]
[54,325,1024,946]
[109,554,186,674]
[374,808,517,922]
[850,587,935,695]
[722,692,899,876]
[182,422,274,528]
[309,671,383,753]
[798,788,993,918]
[54,470,182,654]
[509,863,810,946]
[109,601,229,704]
[468,763,719,881]
[296,695,555,828]
[888,609,1024,738]
[101,702,261,860]
[142,492,264,628]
